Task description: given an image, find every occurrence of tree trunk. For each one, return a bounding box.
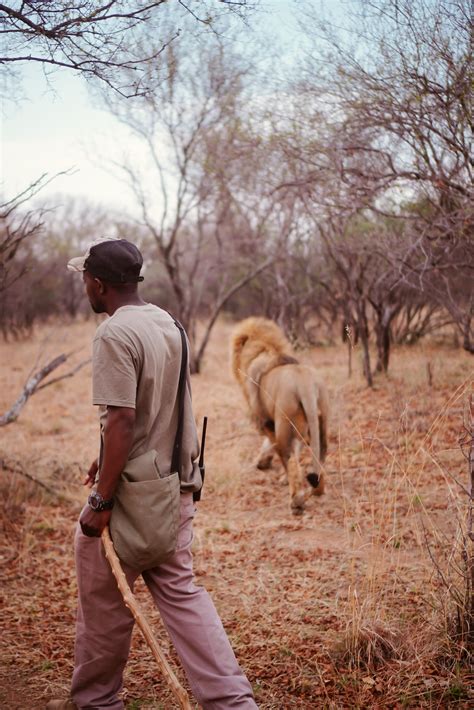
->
[462,309,474,355]
[373,304,401,374]
[190,257,274,374]
[468,394,474,651]
[356,301,373,387]
[347,335,352,379]
[374,320,391,373]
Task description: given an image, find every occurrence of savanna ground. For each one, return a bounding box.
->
[1,317,473,709]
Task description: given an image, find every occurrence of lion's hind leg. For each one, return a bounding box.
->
[307,385,328,496]
[297,382,326,498]
[318,383,329,462]
[256,437,275,470]
[274,417,307,515]
[298,438,325,501]
[290,439,311,515]
[307,470,325,496]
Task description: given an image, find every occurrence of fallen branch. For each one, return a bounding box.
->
[0,458,77,505]
[36,357,92,391]
[101,527,193,710]
[1,459,60,496]
[0,354,91,426]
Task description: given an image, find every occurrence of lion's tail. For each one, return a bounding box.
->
[298,379,329,470]
[318,384,329,462]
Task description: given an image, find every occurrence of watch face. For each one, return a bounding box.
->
[88,492,113,511]
[89,492,102,511]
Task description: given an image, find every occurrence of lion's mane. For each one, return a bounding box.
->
[231,316,295,387]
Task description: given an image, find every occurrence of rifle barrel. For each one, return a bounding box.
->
[199,416,208,468]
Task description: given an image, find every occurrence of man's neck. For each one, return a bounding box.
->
[106,294,147,316]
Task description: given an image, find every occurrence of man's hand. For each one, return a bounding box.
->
[83,458,99,488]
[79,506,112,537]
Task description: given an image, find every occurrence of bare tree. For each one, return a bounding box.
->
[0,191,132,337]
[243,0,472,382]
[404,215,474,352]
[391,300,450,345]
[40,195,131,318]
[0,174,71,337]
[297,0,473,351]
[104,38,279,371]
[0,351,91,426]
[299,0,472,206]
[0,174,59,295]
[0,0,254,97]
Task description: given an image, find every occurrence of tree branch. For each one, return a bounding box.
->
[0,354,91,426]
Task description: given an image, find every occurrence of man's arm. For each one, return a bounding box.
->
[79,405,136,537]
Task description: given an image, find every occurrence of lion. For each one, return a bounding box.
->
[230,316,329,515]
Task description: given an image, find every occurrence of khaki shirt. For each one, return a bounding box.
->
[92,304,201,492]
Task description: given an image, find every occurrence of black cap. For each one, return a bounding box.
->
[84,239,144,284]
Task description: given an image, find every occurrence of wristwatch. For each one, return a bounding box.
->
[88,491,114,512]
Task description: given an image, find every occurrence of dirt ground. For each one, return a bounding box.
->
[1,317,473,709]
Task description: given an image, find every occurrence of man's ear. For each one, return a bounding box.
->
[94,277,106,294]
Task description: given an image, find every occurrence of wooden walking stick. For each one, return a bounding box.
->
[101,526,193,710]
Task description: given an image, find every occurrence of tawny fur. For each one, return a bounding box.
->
[231,317,293,386]
[230,317,329,514]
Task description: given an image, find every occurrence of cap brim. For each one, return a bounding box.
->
[67,256,87,272]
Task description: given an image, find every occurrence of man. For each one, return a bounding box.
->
[47,238,257,710]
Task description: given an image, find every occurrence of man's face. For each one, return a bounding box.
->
[83,271,106,313]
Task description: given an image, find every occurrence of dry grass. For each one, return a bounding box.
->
[1,317,473,709]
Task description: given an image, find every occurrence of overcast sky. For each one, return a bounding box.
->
[1,1,344,218]
[2,61,141,213]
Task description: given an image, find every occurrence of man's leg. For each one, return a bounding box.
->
[143,493,258,710]
[72,518,140,709]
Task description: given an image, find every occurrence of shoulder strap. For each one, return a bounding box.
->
[171,319,188,476]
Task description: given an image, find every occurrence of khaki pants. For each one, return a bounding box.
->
[72,493,257,709]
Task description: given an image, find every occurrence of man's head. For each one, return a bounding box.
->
[67,238,144,313]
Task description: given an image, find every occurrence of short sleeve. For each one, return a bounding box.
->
[92,335,137,408]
